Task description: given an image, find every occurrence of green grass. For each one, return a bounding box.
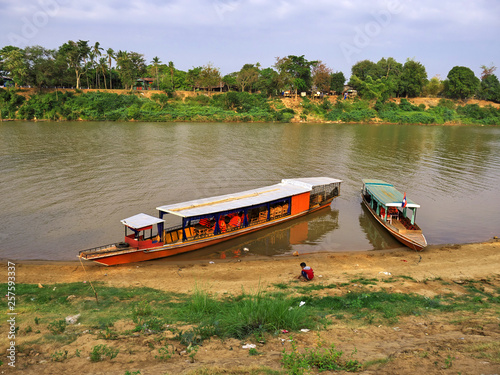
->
[281,334,361,374]
[1,279,498,342]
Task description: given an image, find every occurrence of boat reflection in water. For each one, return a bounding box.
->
[359,203,405,250]
[163,207,340,262]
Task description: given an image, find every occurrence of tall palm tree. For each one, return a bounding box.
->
[98,57,108,89]
[92,42,103,88]
[151,56,161,90]
[106,48,115,89]
[86,51,94,88]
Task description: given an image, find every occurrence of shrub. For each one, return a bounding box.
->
[281,335,361,373]
[155,344,174,361]
[47,319,66,334]
[90,344,119,362]
[339,109,377,122]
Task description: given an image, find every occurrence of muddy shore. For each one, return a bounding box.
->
[2,240,499,374]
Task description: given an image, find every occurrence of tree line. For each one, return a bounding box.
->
[0,40,499,103]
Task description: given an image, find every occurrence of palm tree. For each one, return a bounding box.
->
[106,48,115,89]
[86,51,94,88]
[98,57,108,89]
[92,42,103,88]
[151,56,161,90]
[168,61,175,90]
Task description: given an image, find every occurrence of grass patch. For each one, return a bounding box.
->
[301,291,444,324]
[350,278,378,286]
[464,342,500,363]
[2,280,498,344]
[281,334,361,373]
[89,344,119,362]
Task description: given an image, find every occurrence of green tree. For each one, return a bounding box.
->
[199,63,221,93]
[350,75,388,100]
[151,56,161,90]
[375,57,402,97]
[186,66,202,91]
[116,51,146,89]
[398,59,427,97]
[350,59,379,81]
[422,75,444,97]
[92,42,103,88]
[23,45,58,89]
[255,67,280,97]
[97,57,108,89]
[2,48,27,87]
[376,57,403,79]
[168,61,175,89]
[106,48,115,89]
[236,63,260,92]
[0,46,20,76]
[58,40,91,89]
[274,55,318,98]
[330,71,345,95]
[445,66,480,99]
[478,74,500,103]
[222,72,238,91]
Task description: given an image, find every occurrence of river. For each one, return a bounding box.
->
[1,121,499,261]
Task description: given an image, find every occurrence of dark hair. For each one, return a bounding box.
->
[300,262,306,267]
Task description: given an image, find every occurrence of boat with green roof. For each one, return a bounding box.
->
[361,179,427,251]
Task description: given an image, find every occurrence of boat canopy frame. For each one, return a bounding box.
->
[362,179,420,225]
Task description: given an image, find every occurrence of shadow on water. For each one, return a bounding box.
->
[359,203,402,250]
[154,207,339,263]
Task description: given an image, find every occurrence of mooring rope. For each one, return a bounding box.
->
[79,255,99,304]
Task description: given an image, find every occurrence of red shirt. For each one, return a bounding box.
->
[302,266,314,280]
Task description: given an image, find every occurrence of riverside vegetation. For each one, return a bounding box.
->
[1,275,498,374]
[1,89,500,125]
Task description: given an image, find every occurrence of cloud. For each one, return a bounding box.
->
[0,0,498,78]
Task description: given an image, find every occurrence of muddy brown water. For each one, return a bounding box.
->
[1,121,499,261]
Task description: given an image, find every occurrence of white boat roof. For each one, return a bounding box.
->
[121,213,165,229]
[362,179,420,208]
[281,177,342,189]
[157,177,342,218]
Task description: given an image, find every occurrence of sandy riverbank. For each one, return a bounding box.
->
[2,240,499,374]
[9,241,500,295]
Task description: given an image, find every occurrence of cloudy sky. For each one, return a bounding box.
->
[1,0,499,79]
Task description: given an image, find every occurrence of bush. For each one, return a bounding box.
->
[178,289,313,340]
[339,109,377,122]
[90,344,119,362]
[0,89,25,119]
[276,108,295,122]
[398,98,421,111]
[282,335,361,373]
[47,319,66,334]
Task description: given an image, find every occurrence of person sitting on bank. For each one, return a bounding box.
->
[297,262,314,281]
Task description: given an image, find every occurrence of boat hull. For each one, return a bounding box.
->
[81,200,334,266]
[361,194,426,251]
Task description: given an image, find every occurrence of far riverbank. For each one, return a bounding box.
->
[1,88,499,125]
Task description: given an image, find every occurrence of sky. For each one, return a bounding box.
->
[1,0,499,79]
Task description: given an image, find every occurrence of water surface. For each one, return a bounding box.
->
[1,121,499,261]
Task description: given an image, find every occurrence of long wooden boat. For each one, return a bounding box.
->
[79,177,342,265]
[361,179,427,251]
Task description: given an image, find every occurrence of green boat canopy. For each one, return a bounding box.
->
[362,179,420,208]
